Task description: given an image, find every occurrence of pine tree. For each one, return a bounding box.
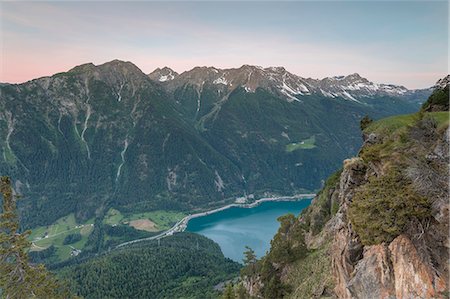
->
[240,246,258,298]
[360,115,373,130]
[241,246,257,277]
[222,283,235,299]
[263,276,284,299]
[236,283,248,299]
[0,176,74,298]
[242,246,257,266]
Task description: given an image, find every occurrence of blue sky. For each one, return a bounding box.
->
[1,1,448,88]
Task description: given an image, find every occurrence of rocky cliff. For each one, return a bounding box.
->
[243,82,449,298]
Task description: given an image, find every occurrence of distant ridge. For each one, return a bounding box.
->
[148,64,433,103]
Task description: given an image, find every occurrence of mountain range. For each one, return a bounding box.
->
[149,65,431,103]
[0,60,437,228]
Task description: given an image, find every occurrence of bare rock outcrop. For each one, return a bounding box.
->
[347,244,395,299]
[330,125,449,298]
[389,235,447,298]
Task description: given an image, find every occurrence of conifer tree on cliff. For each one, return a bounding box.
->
[0,176,74,298]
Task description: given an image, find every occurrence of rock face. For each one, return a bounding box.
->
[330,129,448,299]
[242,275,264,297]
[389,235,447,298]
[335,233,447,299]
[435,75,450,89]
[330,126,449,298]
[331,158,366,299]
[347,244,395,299]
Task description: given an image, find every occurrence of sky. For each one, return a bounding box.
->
[0,1,448,89]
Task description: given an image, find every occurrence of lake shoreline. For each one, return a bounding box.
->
[183,193,316,224]
[116,193,315,248]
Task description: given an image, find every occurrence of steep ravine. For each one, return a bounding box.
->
[243,96,449,298]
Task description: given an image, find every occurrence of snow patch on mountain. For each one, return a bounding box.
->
[280,82,302,102]
[159,74,175,82]
[244,86,253,93]
[320,89,336,98]
[158,64,433,104]
[213,77,229,85]
[341,91,360,103]
[148,67,179,82]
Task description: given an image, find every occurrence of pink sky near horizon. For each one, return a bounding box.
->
[1,1,448,89]
[2,54,446,90]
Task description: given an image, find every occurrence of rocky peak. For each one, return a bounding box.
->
[315,72,411,101]
[64,60,149,86]
[165,64,312,102]
[344,72,363,81]
[264,66,286,73]
[166,65,424,103]
[148,67,179,82]
[435,75,450,89]
[326,73,365,84]
[96,60,145,76]
[24,59,152,111]
[238,64,264,71]
[68,63,96,74]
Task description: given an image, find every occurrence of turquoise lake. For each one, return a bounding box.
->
[186,199,312,263]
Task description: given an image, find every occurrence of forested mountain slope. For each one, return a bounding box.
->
[0,61,244,228]
[0,60,433,228]
[242,80,449,298]
[58,233,241,299]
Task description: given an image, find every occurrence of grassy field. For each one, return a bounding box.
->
[433,111,450,129]
[365,111,449,135]
[28,209,185,262]
[103,208,186,231]
[29,213,95,261]
[360,111,449,168]
[286,136,316,152]
[103,208,123,225]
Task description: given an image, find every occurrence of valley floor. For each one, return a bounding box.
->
[29,193,315,264]
[116,193,316,248]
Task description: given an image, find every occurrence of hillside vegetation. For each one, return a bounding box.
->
[59,233,241,299]
[243,98,449,298]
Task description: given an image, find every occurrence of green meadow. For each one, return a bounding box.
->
[286,136,317,152]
